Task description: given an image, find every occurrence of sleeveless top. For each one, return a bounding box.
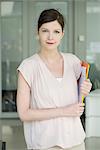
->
[17,52,85,149]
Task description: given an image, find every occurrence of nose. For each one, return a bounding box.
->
[48,32,53,40]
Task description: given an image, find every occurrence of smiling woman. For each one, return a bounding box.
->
[38,20,64,52]
[16,9,92,150]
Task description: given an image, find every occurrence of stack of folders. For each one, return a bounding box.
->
[78,61,90,103]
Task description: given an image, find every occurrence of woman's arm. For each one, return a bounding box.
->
[17,72,85,122]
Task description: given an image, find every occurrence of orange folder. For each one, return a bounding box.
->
[78,61,90,103]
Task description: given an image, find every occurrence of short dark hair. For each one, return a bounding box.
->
[38,9,65,32]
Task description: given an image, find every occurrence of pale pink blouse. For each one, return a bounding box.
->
[17,52,85,150]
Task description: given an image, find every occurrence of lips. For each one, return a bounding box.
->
[46,41,56,44]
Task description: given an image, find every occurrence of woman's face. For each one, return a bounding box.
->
[38,20,64,50]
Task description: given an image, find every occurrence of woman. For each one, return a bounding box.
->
[17,9,92,150]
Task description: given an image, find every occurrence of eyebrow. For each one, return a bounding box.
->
[41,28,61,31]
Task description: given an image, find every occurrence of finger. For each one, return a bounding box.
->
[78,102,85,107]
[80,86,91,93]
[81,81,92,88]
[81,87,91,94]
[81,88,90,94]
[79,107,84,112]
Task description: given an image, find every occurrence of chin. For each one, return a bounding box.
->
[45,44,59,50]
[46,46,57,51]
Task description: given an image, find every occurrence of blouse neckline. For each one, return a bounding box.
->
[36,52,66,84]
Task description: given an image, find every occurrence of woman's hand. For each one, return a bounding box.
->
[63,102,85,117]
[80,79,92,97]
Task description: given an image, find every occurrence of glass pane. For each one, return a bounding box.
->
[86,1,100,90]
[1,2,22,16]
[1,2,23,112]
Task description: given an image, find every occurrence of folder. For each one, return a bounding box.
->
[78,61,90,103]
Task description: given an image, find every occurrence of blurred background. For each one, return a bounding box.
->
[0,0,100,149]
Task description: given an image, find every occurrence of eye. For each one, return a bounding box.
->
[42,29,48,32]
[54,30,60,34]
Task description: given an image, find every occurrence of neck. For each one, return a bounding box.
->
[38,48,60,60]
